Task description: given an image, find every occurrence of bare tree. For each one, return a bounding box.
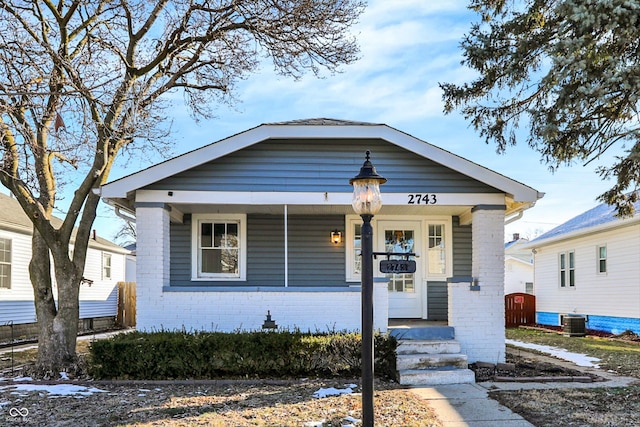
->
[0,0,364,376]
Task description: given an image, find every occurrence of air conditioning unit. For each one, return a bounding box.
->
[562,314,586,337]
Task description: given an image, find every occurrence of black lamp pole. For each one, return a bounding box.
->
[350,151,386,427]
[360,213,375,426]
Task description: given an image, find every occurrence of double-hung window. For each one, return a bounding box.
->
[192,214,246,280]
[559,251,575,287]
[102,253,112,280]
[597,245,607,274]
[0,238,11,289]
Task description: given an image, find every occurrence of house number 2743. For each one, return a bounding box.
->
[407,194,437,205]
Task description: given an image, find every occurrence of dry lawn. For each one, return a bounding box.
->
[492,328,640,427]
[0,379,441,426]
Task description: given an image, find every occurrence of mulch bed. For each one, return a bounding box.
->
[469,348,603,382]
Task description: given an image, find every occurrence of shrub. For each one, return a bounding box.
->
[89,330,397,380]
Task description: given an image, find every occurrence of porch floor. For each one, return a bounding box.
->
[388,318,448,328]
[388,319,453,341]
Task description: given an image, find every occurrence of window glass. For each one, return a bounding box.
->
[0,238,10,289]
[559,253,566,287]
[384,229,415,293]
[568,251,575,286]
[427,224,446,274]
[199,220,239,276]
[353,223,361,275]
[102,253,112,280]
[598,246,607,273]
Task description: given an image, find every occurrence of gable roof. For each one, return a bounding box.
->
[527,196,640,247]
[100,119,543,208]
[0,192,128,253]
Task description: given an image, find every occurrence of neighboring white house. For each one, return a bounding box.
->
[100,118,543,364]
[504,233,534,295]
[524,196,640,335]
[0,192,129,341]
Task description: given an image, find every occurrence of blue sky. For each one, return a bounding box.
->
[3,1,616,243]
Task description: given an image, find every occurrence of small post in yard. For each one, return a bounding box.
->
[350,150,386,426]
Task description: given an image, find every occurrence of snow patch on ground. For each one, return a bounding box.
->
[312,384,357,399]
[0,384,108,397]
[506,339,601,368]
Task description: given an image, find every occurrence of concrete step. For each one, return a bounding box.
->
[398,368,476,386]
[397,353,468,371]
[389,326,455,340]
[396,339,461,355]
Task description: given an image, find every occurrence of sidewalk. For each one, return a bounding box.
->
[409,383,534,427]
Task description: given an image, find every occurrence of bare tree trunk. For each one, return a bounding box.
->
[29,230,80,377]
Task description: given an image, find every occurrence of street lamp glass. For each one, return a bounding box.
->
[352,179,383,215]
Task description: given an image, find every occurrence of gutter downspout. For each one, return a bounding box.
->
[115,206,136,224]
[505,210,523,225]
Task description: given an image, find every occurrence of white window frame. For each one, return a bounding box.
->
[102,252,112,280]
[191,213,247,281]
[559,250,575,288]
[344,215,452,282]
[425,219,452,280]
[346,215,366,282]
[597,245,607,274]
[0,237,11,289]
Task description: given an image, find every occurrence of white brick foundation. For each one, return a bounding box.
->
[135,285,388,333]
[448,207,506,363]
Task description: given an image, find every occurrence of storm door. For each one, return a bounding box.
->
[377,221,423,318]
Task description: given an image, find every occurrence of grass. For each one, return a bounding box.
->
[0,340,92,373]
[506,327,640,378]
[498,328,640,426]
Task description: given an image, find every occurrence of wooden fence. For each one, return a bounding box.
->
[117,281,136,328]
[505,292,535,328]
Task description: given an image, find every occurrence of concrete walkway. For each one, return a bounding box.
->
[410,383,534,427]
[408,347,639,427]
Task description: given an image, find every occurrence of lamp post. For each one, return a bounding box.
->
[350,150,386,427]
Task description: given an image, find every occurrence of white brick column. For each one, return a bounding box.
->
[449,206,505,363]
[135,204,171,331]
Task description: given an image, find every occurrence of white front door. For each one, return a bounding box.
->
[377,220,423,318]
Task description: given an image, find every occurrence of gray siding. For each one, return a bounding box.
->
[145,139,501,194]
[452,216,472,276]
[427,217,472,321]
[427,281,447,321]
[169,214,347,287]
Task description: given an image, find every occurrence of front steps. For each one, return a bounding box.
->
[390,326,475,386]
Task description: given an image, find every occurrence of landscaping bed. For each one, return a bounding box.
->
[470,348,603,382]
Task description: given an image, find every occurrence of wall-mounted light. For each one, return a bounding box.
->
[331,230,342,244]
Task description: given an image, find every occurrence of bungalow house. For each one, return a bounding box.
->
[0,192,129,342]
[524,197,640,335]
[504,233,534,295]
[99,119,542,363]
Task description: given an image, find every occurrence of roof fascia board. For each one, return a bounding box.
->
[101,123,541,203]
[523,215,640,248]
[374,126,540,203]
[505,255,533,266]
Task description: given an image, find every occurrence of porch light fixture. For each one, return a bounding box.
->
[350,150,386,427]
[331,230,342,244]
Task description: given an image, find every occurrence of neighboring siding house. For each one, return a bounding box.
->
[100,119,542,363]
[0,192,129,341]
[525,197,640,335]
[504,233,534,295]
